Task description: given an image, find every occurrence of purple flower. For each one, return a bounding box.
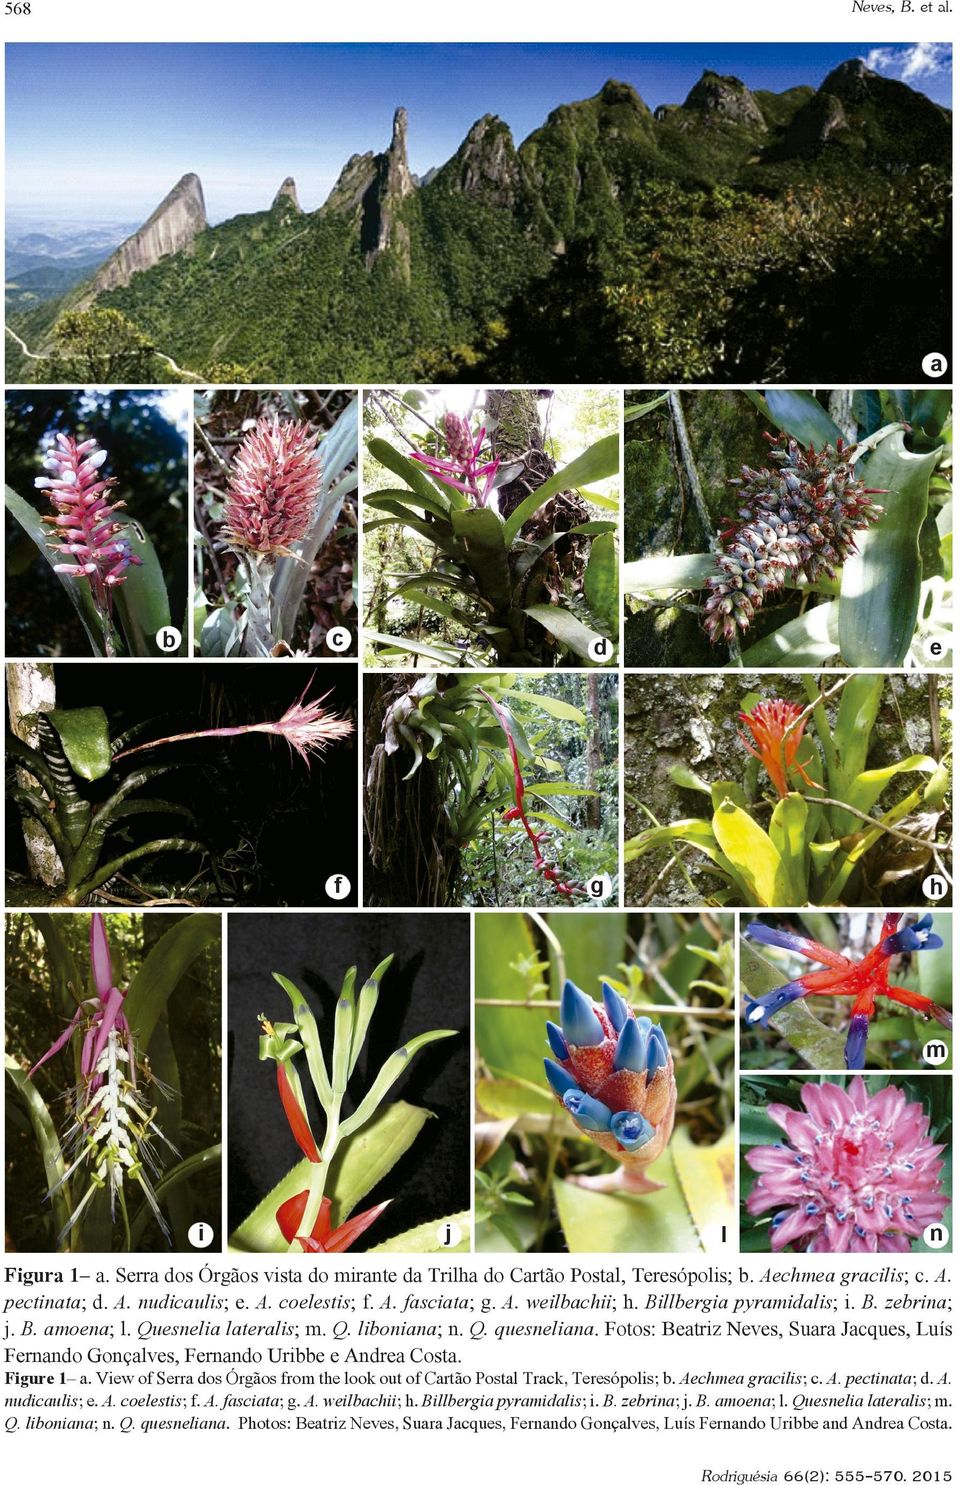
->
[411,412,501,508]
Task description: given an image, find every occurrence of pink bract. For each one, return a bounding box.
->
[745,1078,949,1254]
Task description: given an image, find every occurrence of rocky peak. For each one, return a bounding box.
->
[682,70,767,130]
[598,79,651,116]
[88,173,207,296]
[272,177,301,212]
[819,58,873,103]
[445,114,522,206]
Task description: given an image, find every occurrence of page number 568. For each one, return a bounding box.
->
[6,3,32,13]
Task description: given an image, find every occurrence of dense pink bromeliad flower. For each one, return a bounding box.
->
[37,434,142,639]
[222,416,321,557]
[745,1078,949,1254]
[411,412,500,507]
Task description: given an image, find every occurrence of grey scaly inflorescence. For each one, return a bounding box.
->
[702,432,885,646]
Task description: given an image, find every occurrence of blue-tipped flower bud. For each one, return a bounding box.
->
[744,920,813,956]
[610,1109,655,1151]
[562,1089,613,1132]
[743,979,808,1028]
[844,1014,869,1072]
[561,979,604,1047]
[613,1016,648,1073]
[881,913,943,957]
[545,1021,568,1060]
[646,1025,669,1074]
[544,1059,579,1098]
[602,981,630,1033]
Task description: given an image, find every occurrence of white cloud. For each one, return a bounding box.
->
[863,42,952,83]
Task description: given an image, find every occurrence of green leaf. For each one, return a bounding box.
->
[763,391,843,447]
[768,794,809,905]
[111,522,173,656]
[477,1078,556,1119]
[5,484,108,654]
[671,1126,736,1251]
[622,553,718,594]
[503,433,620,545]
[5,1054,72,1245]
[582,531,619,634]
[734,602,840,667]
[623,393,670,423]
[552,1149,704,1254]
[523,604,611,663]
[367,487,454,522]
[499,690,585,722]
[668,763,712,794]
[48,706,111,781]
[366,437,449,504]
[740,939,846,1070]
[124,914,220,1048]
[368,1212,471,1253]
[451,507,511,609]
[229,1100,431,1252]
[839,431,941,666]
[524,782,598,798]
[366,631,482,666]
[474,914,548,1087]
[199,604,239,658]
[712,800,790,908]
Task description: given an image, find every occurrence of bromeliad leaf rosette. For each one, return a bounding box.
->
[545,979,676,1194]
[702,433,885,646]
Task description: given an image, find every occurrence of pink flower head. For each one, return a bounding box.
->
[223,416,321,557]
[37,434,142,593]
[28,912,133,1093]
[745,1078,949,1253]
[411,413,501,507]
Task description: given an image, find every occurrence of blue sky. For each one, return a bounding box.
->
[5,42,952,225]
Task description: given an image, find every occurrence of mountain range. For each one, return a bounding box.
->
[5,59,950,383]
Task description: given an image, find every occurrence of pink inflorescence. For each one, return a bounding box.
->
[222,416,322,557]
[36,434,142,596]
[745,1078,949,1253]
[411,412,501,507]
[703,434,885,646]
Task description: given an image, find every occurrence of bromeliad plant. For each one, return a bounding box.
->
[625,673,950,907]
[624,389,952,668]
[5,431,176,657]
[5,911,221,1252]
[364,399,619,667]
[741,1077,950,1254]
[365,672,612,906]
[742,916,951,1071]
[231,958,458,1253]
[7,682,352,905]
[544,979,677,1194]
[196,395,358,658]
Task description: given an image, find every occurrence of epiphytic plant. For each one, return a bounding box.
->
[363,390,620,667]
[5,911,220,1252]
[625,674,950,908]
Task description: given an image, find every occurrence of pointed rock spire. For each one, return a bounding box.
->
[272,177,301,212]
[89,173,207,295]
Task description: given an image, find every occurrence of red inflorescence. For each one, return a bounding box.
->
[222,416,321,557]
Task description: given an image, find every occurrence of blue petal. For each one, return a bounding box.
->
[613,1017,648,1073]
[844,1013,869,1071]
[743,921,815,959]
[562,1089,613,1132]
[881,913,943,956]
[610,1109,654,1151]
[545,1021,568,1059]
[602,981,629,1034]
[560,979,604,1047]
[646,1025,669,1074]
[544,1059,579,1098]
[742,979,808,1028]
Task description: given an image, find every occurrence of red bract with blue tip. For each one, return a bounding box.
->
[743,915,950,1070]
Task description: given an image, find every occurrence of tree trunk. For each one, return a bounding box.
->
[585,672,602,830]
[363,677,462,906]
[6,662,63,887]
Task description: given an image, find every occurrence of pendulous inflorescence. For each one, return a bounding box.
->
[702,433,885,645]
